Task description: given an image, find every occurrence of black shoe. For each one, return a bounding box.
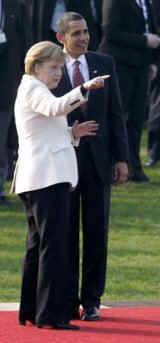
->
[54,322,80,330]
[81,307,100,321]
[130,171,150,183]
[37,322,79,330]
[71,308,81,320]
[19,319,35,326]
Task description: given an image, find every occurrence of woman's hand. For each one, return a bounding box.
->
[72,120,99,138]
[83,75,110,90]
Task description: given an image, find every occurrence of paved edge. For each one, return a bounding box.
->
[0,304,110,311]
[0,301,160,311]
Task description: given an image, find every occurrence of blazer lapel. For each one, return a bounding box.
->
[129,0,148,21]
[85,52,105,120]
[63,65,73,90]
[53,65,72,98]
[148,0,159,33]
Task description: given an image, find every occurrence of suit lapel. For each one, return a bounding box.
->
[148,0,159,33]
[131,0,144,16]
[86,53,100,80]
[133,0,158,33]
[63,65,73,90]
[85,52,105,120]
[53,66,72,98]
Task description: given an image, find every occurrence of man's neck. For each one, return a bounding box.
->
[63,49,87,60]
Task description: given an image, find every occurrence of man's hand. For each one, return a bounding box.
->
[113,162,128,186]
[146,33,160,49]
[83,75,110,90]
[149,64,158,81]
[72,120,99,138]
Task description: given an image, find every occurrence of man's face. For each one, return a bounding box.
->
[59,19,90,58]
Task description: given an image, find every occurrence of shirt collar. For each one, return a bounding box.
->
[64,50,87,68]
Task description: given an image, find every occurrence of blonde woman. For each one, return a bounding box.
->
[13,41,108,330]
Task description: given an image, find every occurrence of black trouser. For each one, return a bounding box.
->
[148,85,160,162]
[0,108,13,195]
[19,183,73,325]
[68,142,111,310]
[116,65,150,172]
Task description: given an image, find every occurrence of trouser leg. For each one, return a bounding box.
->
[127,69,150,171]
[19,183,72,325]
[68,185,81,310]
[0,109,13,195]
[80,181,111,309]
[19,192,40,323]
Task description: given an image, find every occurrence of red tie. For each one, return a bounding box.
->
[72,61,87,115]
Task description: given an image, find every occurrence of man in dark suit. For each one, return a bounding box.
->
[55,12,128,321]
[99,0,160,182]
[31,0,102,50]
[146,0,160,166]
[0,0,31,203]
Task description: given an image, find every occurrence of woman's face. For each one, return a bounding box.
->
[34,59,64,89]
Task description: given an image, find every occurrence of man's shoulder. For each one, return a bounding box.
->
[86,51,114,64]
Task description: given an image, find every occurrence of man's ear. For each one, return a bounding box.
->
[56,32,64,45]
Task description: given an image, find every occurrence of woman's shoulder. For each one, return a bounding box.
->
[21,74,45,89]
[17,74,48,99]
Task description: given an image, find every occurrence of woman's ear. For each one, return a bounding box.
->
[34,63,40,75]
[56,32,64,45]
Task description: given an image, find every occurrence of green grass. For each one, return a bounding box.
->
[0,131,160,302]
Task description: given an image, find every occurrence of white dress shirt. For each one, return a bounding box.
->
[65,53,90,87]
[50,0,66,32]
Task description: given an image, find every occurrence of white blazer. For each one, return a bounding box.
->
[13,74,88,194]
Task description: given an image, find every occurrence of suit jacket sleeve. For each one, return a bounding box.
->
[108,56,129,162]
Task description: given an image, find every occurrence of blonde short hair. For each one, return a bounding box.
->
[25,41,65,75]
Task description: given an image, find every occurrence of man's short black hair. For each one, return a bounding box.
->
[57,12,84,33]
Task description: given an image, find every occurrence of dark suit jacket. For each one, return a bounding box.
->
[31,0,102,50]
[99,0,159,68]
[54,51,128,184]
[0,0,31,109]
[153,0,160,30]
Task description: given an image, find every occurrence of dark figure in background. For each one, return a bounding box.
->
[147,71,160,166]
[99,0,160,182]
[0,0,31,204]
[55,12,128,321]
[146,0,160,167]
[31,0,102,50]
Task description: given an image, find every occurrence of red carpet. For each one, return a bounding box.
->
[0,307,160,343]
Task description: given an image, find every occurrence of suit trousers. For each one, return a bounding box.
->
[148,85,160,162]
[0,108,13,195]
[19,183,73,325]
[116,65,150,171]
[68,141,111,309]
